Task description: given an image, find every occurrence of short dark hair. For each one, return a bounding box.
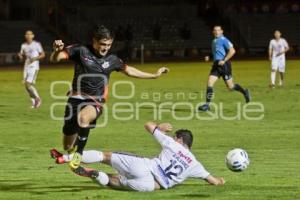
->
[175,129,193,148]
[93,25,114,40]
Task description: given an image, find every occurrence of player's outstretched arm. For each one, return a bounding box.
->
[205,175,225,186]
[144,121,173,134]
[50,40,68,63]
[123,66,169,79]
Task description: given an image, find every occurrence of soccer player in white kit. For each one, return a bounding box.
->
[268,30,289,88]
[51,122,225,191]
[18,30,45,108]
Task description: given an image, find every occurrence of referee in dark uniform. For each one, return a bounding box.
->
[198,25,250,111]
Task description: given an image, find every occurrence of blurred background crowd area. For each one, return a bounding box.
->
[0,0,299,64]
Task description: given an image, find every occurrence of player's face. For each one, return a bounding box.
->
[93,38,113,56]
[213,27,223,38]
[25,31,34,43]
[274,31,281,40]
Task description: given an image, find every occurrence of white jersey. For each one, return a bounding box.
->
[20,40,43,70]
[269,38,289,60]
[148,129,210,189]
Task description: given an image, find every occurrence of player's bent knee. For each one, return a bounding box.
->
[24,82,32,88]
[102,152,112,165]
[78,114,91,128]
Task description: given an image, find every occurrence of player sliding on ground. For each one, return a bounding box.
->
[18,30,45,108]
[268,30,289,88]
[50,25,169,171]
[51,121,225,192]
[198,25,250,111]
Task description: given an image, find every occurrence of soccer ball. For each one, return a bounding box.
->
[225,148,250,172]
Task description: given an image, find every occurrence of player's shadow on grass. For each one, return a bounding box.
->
[178,194,211,198]
[0,180,104,195]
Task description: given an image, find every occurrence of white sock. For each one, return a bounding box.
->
[279,73,283,86]
[63,150,104,163]
[271,71,276,85]
[30,98,35,106]
[95,171,109,186]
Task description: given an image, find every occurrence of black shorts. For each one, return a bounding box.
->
[63,97,102,136]
[209,60,232,81]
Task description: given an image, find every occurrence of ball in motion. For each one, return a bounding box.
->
[225,148,250,172]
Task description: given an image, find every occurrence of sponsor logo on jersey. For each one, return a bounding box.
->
[102,61,110,69]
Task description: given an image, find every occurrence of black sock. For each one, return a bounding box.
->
[233,84,246,95]
[74,128,90,155]
[206,86,214,104]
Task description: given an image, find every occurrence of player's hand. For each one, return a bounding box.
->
[156,67,169,77]
[218,60,226,66]
[204,56,210,62]
[18,54,24,61]
[53,40,64,52]
[218,177,225,185]
[158,123,173,132]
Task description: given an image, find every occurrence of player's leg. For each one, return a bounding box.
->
[73,166,124,190]
[279,72,284,86]
[69,104,99,169]
[51,98,79,163]
[221,61,250,103]
[278,60,285,86]
[63,134,77,151]
[74,153,156,192]
[270,59,278,88]
[24,69,41,108]
[24,68,41,108]
[57,150,108,164]
[198,75,218,111]
[75,105,98,154]
[199,61,221,111]
[225,78,250,103]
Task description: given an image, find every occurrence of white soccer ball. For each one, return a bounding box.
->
[225,148,250,172]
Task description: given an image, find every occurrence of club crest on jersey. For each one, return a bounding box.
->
[102,61,110,69]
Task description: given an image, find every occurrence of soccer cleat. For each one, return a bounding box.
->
[69,152,82,170]
[50,148,63,159]
[34,97,42,108]
[50,148,65,164]
[198,104,210,111]
[269,84,275,89]
[72,166,99,178]
[244,89,251,103]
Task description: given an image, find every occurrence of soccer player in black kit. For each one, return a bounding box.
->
[49,25,169,170]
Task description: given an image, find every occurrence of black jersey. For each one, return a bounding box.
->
[64,44,126,102]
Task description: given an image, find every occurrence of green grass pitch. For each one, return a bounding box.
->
[0,60,299,200]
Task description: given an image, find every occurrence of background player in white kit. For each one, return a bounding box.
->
[268,30,289,88]
[52,121,225,192]
[18,30,45,108]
